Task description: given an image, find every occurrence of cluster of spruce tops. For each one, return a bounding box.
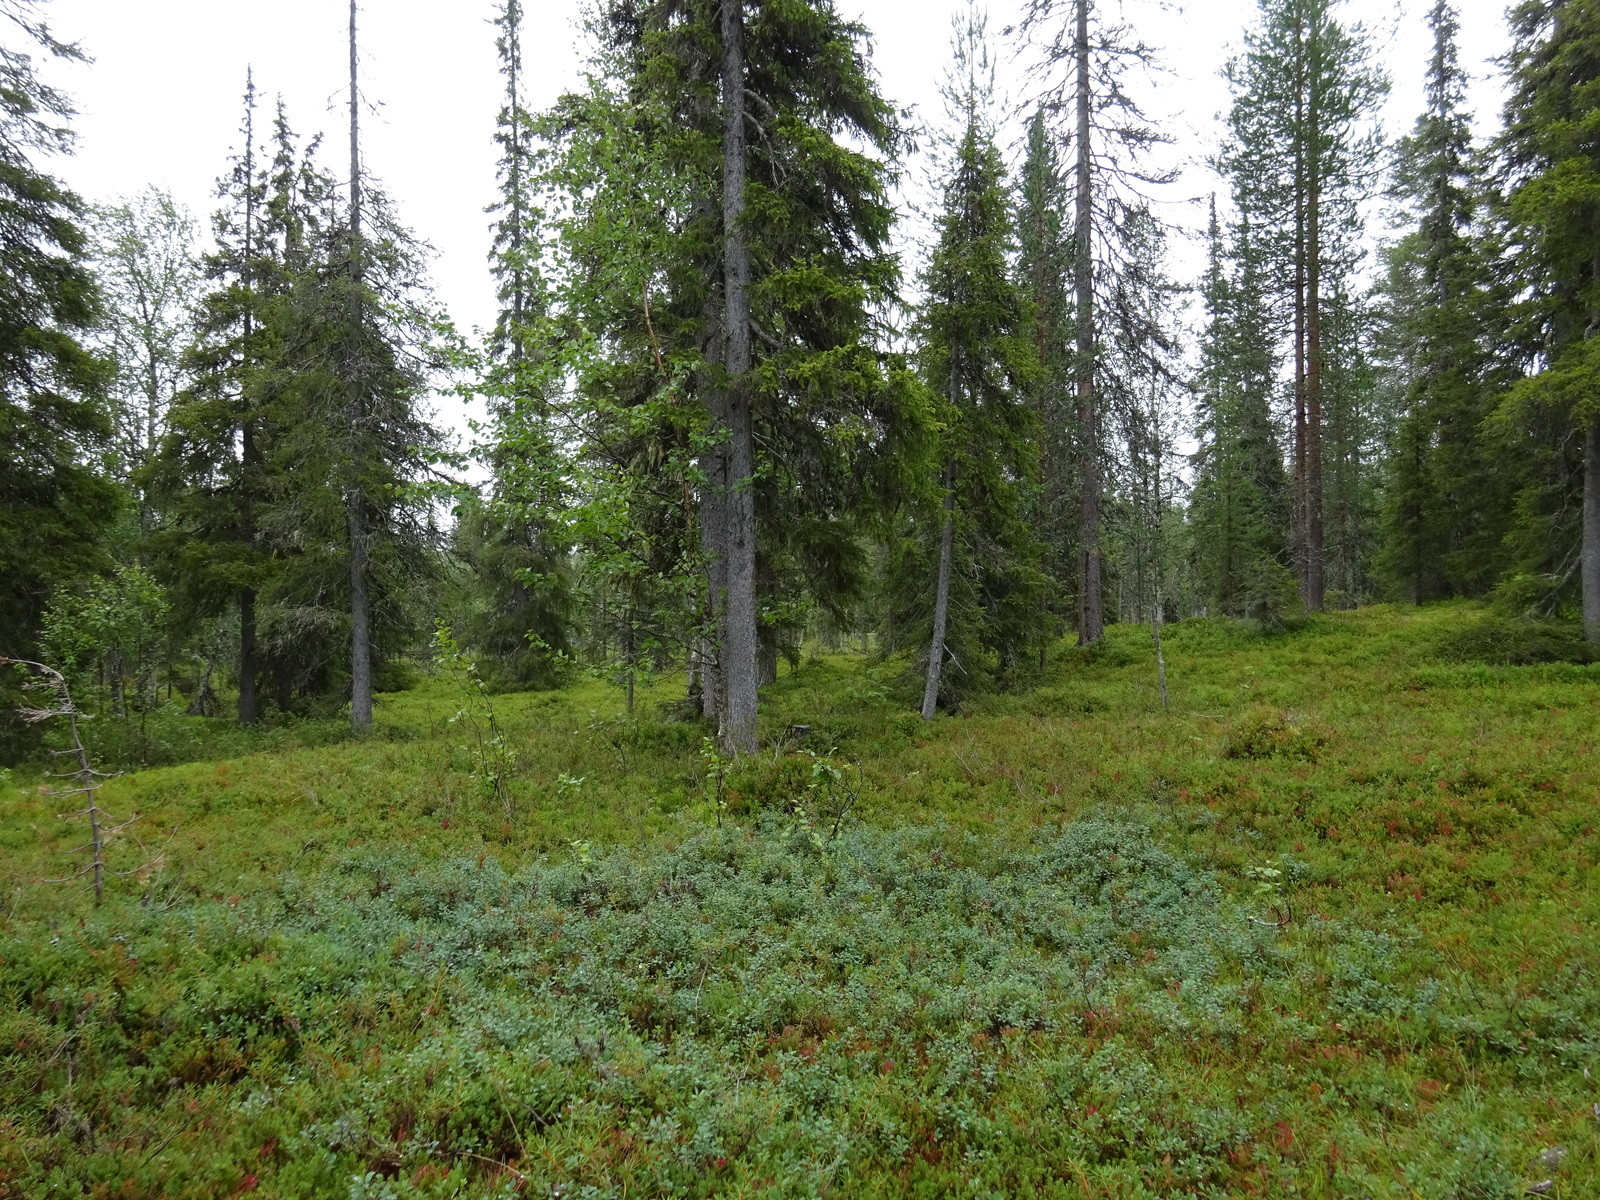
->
[2,0,1597,758]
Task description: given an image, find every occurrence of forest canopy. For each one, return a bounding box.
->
[1,0,1598,750]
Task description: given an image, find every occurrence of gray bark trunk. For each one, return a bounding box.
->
[238,589,258,725]
[1290,12,1308,602]
[238,83,260,727]
[698,268,728,728]
[1074,0,1103,645]
[1304,49,1325,612]
[347,0,371,730]
[720,0,758,753]
[1585,421,1600,644]
[922,463,957,721]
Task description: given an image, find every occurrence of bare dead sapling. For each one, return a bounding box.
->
[3,659,137,904]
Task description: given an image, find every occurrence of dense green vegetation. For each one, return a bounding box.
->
[4,0,1600,1193]
[2,605,1597,1197]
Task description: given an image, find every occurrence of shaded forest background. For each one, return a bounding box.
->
[4,0,1600,761]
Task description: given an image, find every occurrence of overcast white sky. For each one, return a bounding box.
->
[42,0,1510,360]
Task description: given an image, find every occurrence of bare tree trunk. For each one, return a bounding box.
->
[349,500,372,728]
[1291,16,1308,604]
[698,264,729,727]
[758,559,778,687]
[238,75,260,727]
[922,461,957,721]
[1150,411,1169,710]
[1585,421,1600,644]
[238,589,258,725]
[1304,62,1325,613]
[720,0,758,754]
[1073,0,1103,645]
[625,598,636,714]
[346,0,372,731]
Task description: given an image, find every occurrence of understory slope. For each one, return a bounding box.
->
[1,605,1597,1197]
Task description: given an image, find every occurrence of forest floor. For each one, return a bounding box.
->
[1,602,1597,1198]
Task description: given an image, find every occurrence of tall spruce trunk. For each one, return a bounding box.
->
[720,0,759,753]
[346,0,372,730]
[1585,421,1600,644]
[238,75,260,726]
[1305,74,1325,612]
[696,280,727,726]
[922,460,957,721]
[1073,0,1103,645]
[238,589,258,725]
[1291,27,1308,604]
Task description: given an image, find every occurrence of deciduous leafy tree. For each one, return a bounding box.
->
[89,187,198,535]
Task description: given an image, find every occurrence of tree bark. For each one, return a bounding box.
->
[238,71,260,726]
[346,0,372,730]
[1291,19,1308,605]
[697,251,728,727]
[1585,420,1600,644]
[1073,0,1103,645]
[1304,52,1325,612]
[238,588,258,725]
[922,461,957,721]
[720,0,759,753]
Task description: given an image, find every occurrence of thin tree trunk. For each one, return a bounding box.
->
[1291,15,1308,603]
[1074,0,1103,645]
[1032,149,1056,673]
[625,597,636,715]
[720,0,758,753]
[922,461,957,721]
[758,559,778,687]
[1585,421,1600,644]
[349,500,372,728]
[1150,410,1169,710]
[238,589,258,725]
[238,72,260,727]
[698,280,728,727]
[1305,121,1325,611]
[347,0,372,730]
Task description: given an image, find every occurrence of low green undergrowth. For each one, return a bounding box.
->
[4,815,1594,1199]
[2,602,1599,1196]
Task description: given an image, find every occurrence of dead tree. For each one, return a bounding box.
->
[3,659,135,904]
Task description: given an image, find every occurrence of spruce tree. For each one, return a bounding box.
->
[1016,107,1077,653]
[0,0,118,663]
[147,78,289,724]
[905,9,1040,719]
[1319,283,1382,604]
[311,0,451,728]
[1220,0,1386,610]
[468,0,573,688]
[1189,202,1291,617]
[1374,0,1503,603]
[541,0,910,752]
[1015,0,1176,643]
[1491,0,1600,639]
[1102,206,1182,640]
